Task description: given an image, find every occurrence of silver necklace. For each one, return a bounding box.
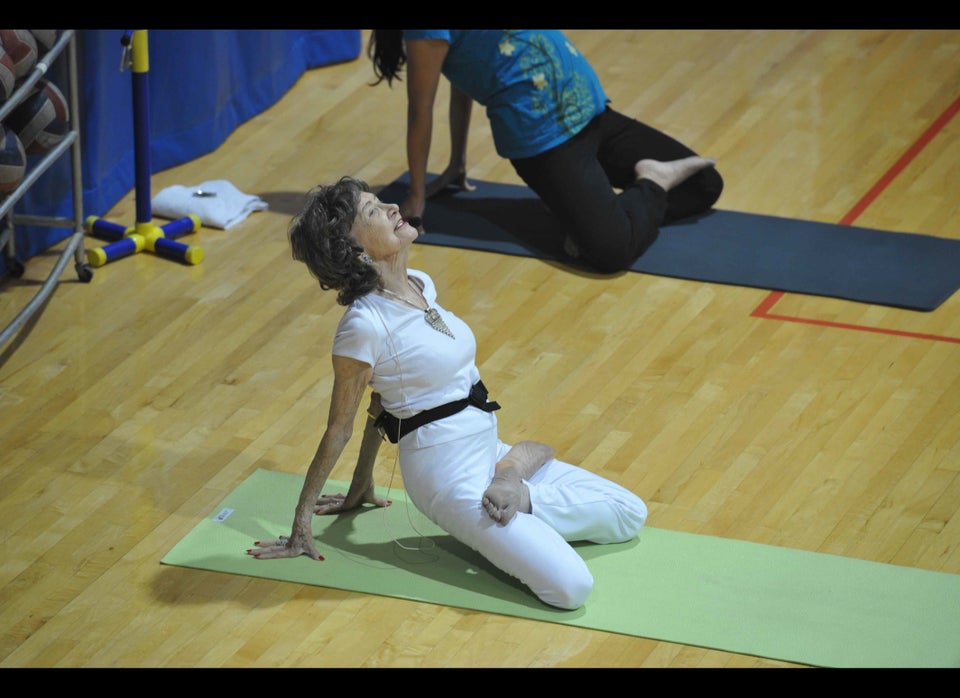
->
[380,281,456,339]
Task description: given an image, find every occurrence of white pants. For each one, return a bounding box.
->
[399,409,648,610]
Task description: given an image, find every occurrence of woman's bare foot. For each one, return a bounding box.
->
[635,156,717,192]
[482,465,530,524]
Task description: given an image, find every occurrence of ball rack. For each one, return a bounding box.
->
[0,29,91,350]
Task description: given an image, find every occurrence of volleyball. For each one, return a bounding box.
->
[4,78,69,154]
[0,124,27,194]
[0,30,38,80]
[29,30,59,56]
[0,47,15,103]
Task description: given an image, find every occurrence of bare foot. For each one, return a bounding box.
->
[635,156,717,192]
[482,465,530,524]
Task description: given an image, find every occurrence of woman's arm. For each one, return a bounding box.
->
[423,84,476,199]
[402,38,449,222]
[313,392,392,514]
[250,354,373,561]
[447,85,472,170]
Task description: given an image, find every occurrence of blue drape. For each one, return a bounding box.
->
[4,29,361,275]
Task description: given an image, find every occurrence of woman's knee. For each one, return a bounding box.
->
[572,206,661,272]
[538,565,594,610]
[620,495,648,539]
[580,491,648,544]
[700,166,724,205]
[578,234,655,273]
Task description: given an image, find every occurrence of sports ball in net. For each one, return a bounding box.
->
[29,30,59,56]
[5,77,69,154]
[0,30,38,80]
[0,47,16,103]
[0,124,27,194]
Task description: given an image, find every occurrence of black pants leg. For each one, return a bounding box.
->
[511,108,723,273]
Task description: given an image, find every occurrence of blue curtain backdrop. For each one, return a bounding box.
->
[4,29,361,275]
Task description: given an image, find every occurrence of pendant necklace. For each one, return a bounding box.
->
[380,281,456,339]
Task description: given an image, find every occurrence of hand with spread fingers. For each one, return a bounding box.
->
[314,487,392,515]
[248,528,324,561]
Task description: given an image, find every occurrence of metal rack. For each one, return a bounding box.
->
[0,29,92,349]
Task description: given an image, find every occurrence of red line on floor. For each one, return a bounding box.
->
[757,310,960,344]
[751,94,960,343]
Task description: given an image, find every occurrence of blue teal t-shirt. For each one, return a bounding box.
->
[403,30,609,160]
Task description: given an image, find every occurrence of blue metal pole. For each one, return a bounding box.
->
[129,30,152,227]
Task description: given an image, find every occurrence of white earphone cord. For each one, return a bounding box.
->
[371,302,437,554]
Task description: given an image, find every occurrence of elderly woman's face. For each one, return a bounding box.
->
[350,192,418,261]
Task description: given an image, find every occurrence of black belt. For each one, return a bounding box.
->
[374,380,500,444]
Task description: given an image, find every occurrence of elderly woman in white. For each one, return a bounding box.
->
[250,176,647,610]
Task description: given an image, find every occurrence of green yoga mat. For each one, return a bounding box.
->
[162,469,960,667]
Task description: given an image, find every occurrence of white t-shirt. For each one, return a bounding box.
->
[333,270,489,444]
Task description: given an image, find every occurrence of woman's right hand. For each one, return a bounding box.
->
[314,486,392,516]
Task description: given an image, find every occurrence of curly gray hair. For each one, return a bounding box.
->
[287,176,382,306]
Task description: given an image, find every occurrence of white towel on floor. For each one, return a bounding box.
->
[151,179,268,229]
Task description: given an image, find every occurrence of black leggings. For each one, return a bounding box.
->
[510,107,723,273]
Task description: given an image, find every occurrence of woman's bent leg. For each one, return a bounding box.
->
[510,108,723,272]
[401,429,595,610]
[522,455,648,544]
[437,497,596,610]
[595,108,723,222]
[511,124,667,273]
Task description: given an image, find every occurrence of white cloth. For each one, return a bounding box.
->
[151,179,267,229]
[332,269,648,609]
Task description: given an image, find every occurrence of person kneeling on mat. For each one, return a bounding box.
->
[367,29,722,273]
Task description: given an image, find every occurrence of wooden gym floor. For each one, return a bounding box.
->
[1,29,958,668]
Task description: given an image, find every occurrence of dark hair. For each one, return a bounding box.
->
[287,176,382,306]
[367,29,405,87]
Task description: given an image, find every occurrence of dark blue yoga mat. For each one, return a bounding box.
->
[378,174,960,311]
